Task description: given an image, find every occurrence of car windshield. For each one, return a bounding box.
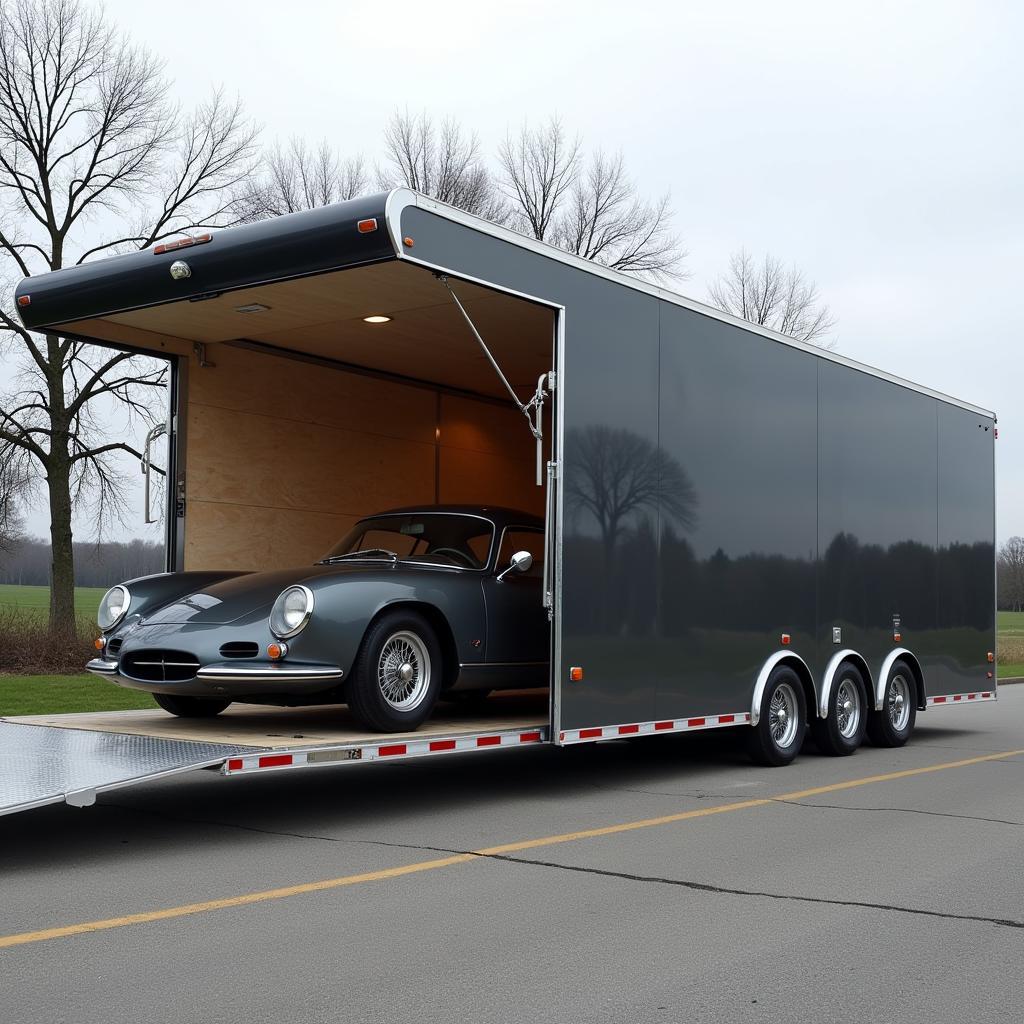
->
[322,514,494,570]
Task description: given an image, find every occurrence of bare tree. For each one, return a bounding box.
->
[379,109,506,220]
[708,248,836,346]
[242,137,367,218]
[499,117,580,241]
[999,537,1024,613]
[0,0,259,632]
[499,118,684,278]
[0,444,27,557]
[566,425,698,572]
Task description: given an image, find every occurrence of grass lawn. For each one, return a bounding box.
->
[0,584,106,621]
[998,610,1024,636]
[0,674,155,716]
[1000,665,1024,680]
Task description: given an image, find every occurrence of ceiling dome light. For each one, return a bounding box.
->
[363,315,392,324]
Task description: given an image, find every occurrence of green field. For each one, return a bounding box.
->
[0,584,106,621]
[998,610,1024,636]
[0,675,155,715]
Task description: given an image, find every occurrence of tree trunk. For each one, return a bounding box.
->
[46,452,76,636]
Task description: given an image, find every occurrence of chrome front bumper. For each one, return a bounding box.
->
[86,658,344,686]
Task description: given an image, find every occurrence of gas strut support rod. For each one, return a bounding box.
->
[437,274,549,484]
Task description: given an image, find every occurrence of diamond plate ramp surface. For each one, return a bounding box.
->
[0,721,258,817]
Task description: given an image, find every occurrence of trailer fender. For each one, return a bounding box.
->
[819,650,873,720]
[751,651,813,726]
[874,648,925,711]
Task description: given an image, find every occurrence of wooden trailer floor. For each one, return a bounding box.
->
[3,690,549,750]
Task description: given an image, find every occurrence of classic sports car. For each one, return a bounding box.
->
[87,507,549,732]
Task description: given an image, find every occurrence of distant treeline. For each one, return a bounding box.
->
[0,538,163,587]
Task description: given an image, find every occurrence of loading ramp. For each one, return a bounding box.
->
[0,693,549,816]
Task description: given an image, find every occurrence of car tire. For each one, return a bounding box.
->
[811,660,868,756]
[152,693,231,718]
[348,610,443,732]
[747,666,807,767]
[866,660,917,747]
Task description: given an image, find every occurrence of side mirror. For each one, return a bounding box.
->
[497,550,533,582]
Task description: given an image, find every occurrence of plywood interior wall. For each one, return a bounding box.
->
[183,344,548,570]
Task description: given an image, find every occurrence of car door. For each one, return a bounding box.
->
[481,526,550,666]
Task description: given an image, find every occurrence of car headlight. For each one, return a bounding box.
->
[270,585,314,638]
[97,585,131,631]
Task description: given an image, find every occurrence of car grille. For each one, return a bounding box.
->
[219,641,259,659]
[121,649,200,683]
[107,637,124,656]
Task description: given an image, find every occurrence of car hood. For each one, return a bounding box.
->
[140,563,401,625]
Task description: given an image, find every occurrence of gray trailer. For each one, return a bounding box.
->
[2,188,997,816]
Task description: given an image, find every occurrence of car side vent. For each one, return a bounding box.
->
[219,641,260,659]
[107,638,124,656]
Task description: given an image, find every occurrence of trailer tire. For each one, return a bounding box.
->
[811,661,868,756]
[152,693,231,718]
[866,660,917,747]
[747,667,807,767]
[348,610,443,732]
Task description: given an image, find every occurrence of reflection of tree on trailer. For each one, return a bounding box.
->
[1,188,997,819]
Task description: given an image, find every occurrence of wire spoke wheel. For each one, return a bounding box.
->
[377,630,431,711]
[888,674,911,732]
[769,681,799,749]
[836,677,862,739]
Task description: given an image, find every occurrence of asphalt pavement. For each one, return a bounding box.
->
[2,687,1023,1024]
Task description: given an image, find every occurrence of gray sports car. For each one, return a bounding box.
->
[87,507,549,732]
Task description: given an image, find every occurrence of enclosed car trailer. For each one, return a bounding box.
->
[2,188,997,816]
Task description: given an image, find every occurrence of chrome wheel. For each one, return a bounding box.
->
[769,682,799,749]
[836,676,862,739]
[377,630,431,711]
[888,674,911,732]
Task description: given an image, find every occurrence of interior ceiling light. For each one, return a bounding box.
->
[235,303,270,314]
[363,315,392,324]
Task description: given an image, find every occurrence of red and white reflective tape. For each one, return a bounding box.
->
[927,690,995,707]
[559,711,751,745]
[221,727,548,775]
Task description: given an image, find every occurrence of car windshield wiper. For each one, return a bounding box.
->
[319,548,400,564]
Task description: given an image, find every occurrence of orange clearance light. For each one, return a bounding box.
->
[780,633,791,646]
[569,666,584,682]
[93,637,105,651]
[987,651,994,663]
[357,218,378,234]
[403,236,414,248]
[267,642,288,661]
[153,232,212,255]
[893,632,902,642]
[17,294,30,307]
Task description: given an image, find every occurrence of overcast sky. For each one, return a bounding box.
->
[5,0,1022,543]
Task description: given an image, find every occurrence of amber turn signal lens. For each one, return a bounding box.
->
[569,666,584,682]
[987,651,994,663]
[403,236,414,247]
[357,218,378,233]
[267,642,288,661]
[93,637,105,651]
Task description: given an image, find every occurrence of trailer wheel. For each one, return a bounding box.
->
[152,693,231,717]
[348,610,443,732]
[747,667,807,766]
[811,661,867,756]
[866,660,917,747]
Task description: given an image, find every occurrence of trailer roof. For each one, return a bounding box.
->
[13,188,994,419]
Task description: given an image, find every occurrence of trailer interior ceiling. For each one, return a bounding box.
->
[61,261,556,571]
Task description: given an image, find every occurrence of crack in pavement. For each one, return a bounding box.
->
[773,798,1024,827]
[476,852,1024,932]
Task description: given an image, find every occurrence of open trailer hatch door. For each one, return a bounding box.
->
[0,721,255,816]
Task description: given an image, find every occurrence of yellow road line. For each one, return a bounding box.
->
[2,746,1022,950]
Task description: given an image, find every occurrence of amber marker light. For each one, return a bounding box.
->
[894,632,902,642]
[93,637,106,651]
[267,642,288,661]
[357,218,378,233]
[780,633,791,646]
[987,651,995,663]
[363,315,392,324]
[17,294,30,307]
[569,666,584,682]
[403,236,414,247]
